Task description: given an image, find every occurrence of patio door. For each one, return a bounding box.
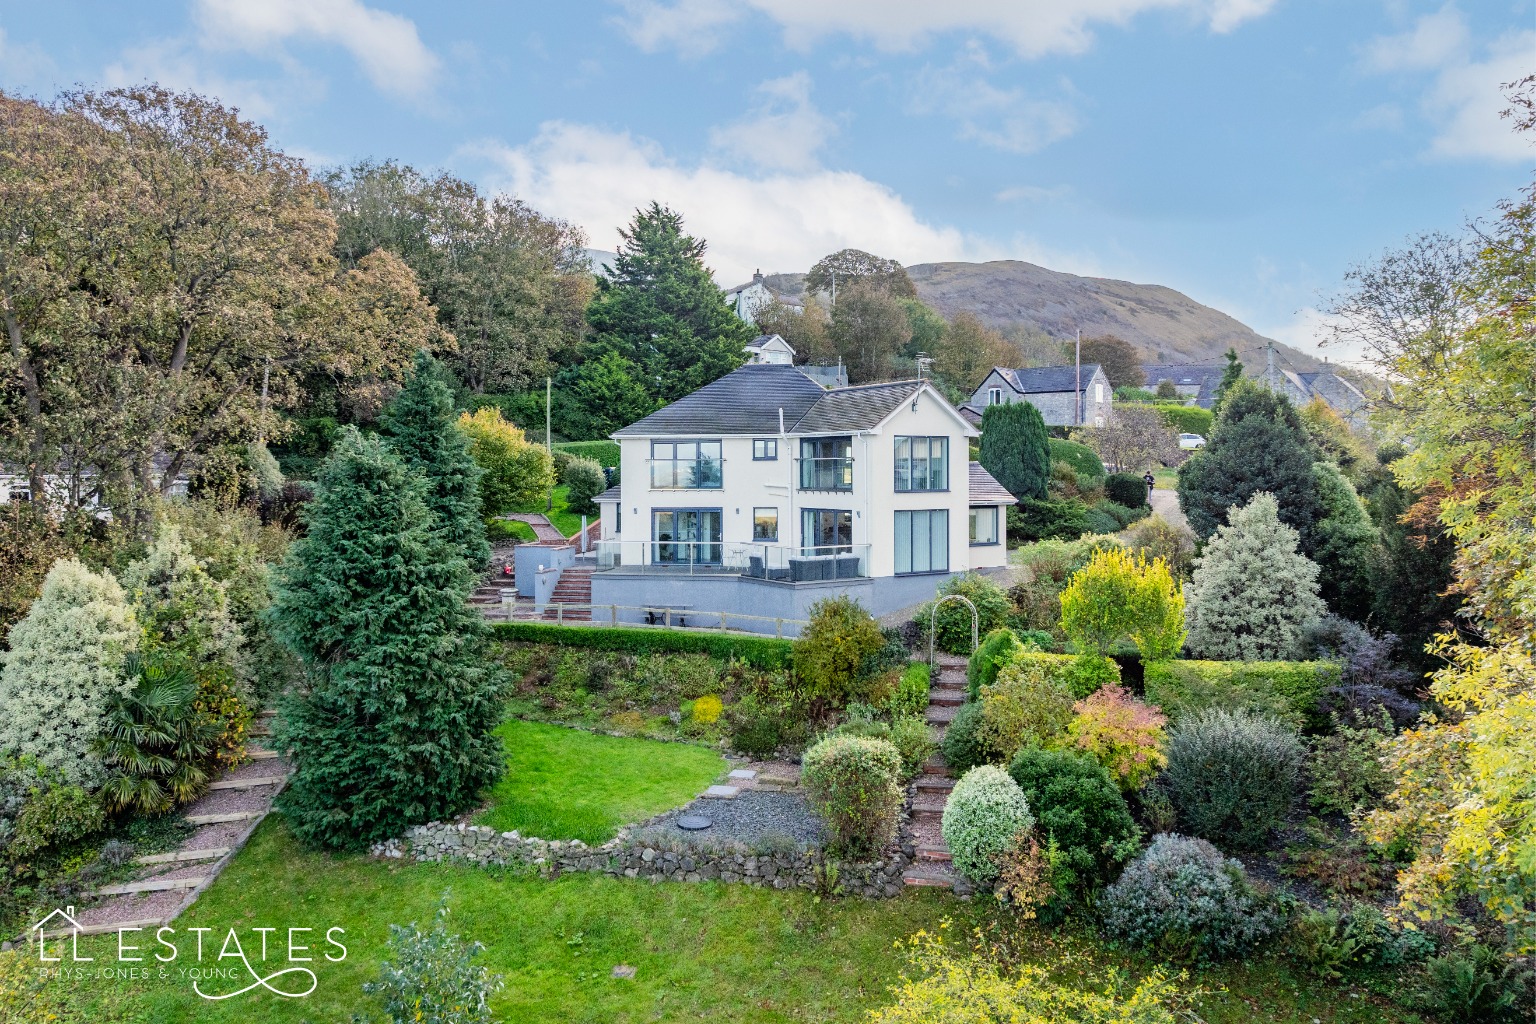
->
[652,509,723,565]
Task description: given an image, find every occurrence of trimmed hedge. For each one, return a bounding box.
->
[1012,650,1121,700]
[1154,405,1213,436]
[490,622,793,670]
[554,440,621,467]
[1048,439,1106,482]
[1143,659,1340,729]
[1104,473,1149,509]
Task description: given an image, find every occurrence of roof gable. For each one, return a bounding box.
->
[612,364,825,437]
[992,364,1105,395]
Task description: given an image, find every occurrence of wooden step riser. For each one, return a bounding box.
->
[135,848,229,865]
[912,810,943,823]
[902,875,954,888]
[206,777,285,791]
[916,849,952,863]
[186,811,263,826]
[92,877,206,897]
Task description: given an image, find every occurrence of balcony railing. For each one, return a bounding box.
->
[797,457,853,491]
[649,458,723,489]
[595,540,870,580]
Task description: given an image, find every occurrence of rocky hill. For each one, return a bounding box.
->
[760,260,1320,371]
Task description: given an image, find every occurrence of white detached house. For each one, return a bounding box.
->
[593,363,1015,634]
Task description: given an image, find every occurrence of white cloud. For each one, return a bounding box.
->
[102,38,309,120]
[909,45,1078,153]
[616,0,1280,58]
[708,71,839,172]
[193,0,440,100]
[462,121,1009,284]
[1361,7,1533,162]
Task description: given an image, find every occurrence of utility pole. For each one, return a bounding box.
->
[1074,329,1082,426]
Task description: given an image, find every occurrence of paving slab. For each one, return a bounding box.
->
[701,785,740,799]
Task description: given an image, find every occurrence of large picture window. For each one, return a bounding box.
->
[801,508,853,554]
[798,436,853,490]
[650,440,723,489]
[894,436,948,491]
[969,506,999,546]
[651,509,722,564]
[895,509,949,574]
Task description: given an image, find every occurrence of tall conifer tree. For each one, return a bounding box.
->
[978,401,1051,501]
[385,351,491,569]
[584,202,750,403]
[270,429,502,850]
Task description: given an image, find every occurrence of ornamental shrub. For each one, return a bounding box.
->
[1059,548,1185,662]
[827,711,935,781]
[1047,438,1106,482]
[919,573,1011,655]
[95,653,222,814]
[1082,505,1122,535]
[1099,834,1286,961]
[888,662,930,718]
[794,595,887,705]
[1184,492,1326,661]
[1308,711,1393,816]
[1124,514,1197,579]
[869,931,1178,1024]
[1008,497,1091,543]
[977,658,1075,762]
[562,457,608,517]
[942,765,1034,885]
[1142,659,1338,730]
[1091,499,1148,528]
[493,622,792,669]
[455,406,556,520]
[689,693,724,725]
[1067,683,1167,791]
[122,525,250,692]
[1309,461,1382,623]
[968,628,1026,701]
[360,897,504,1024]
[941,702,998,774]
[801,735,904,859]
[8,780,105,863]
[270,430,504,851]
[0,559,139,787]
[1105,472,1149,508]
[1164,709,1303,850]
[1008,747,1140,897]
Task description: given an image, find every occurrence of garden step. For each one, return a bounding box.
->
[247,748,278,760]
[91,876,207,897]
[922,757,954,777]
[727,769,757,782]
[911,794,947,822]
[134,848,229,865]
[929,688,966,707]
[36,917,166,941]
[754,775,799,792]
[924,704,958,725]
[916,845,952,863]
[701,785,740,799]
[902,864,955,888]
[185,811,263,826]
[206,776,286,791]
[915,776,954,793]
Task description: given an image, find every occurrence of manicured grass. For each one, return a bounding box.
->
[475,719,725,843]
[50,818,1428,1024]
[510,484,587,537]
[489,518,538,543]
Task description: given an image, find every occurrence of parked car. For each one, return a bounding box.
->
[1179,433,1207,450]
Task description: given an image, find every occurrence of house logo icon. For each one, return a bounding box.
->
[31,906,92,963]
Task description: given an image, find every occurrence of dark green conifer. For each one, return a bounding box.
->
[978,400,1051,501]
[270,429,502,850]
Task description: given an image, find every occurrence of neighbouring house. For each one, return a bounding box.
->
[744,333,796,365]
[1,455,189,511]
[723,270,803,326]
[1255,344,1372,426]
[1142,363,1225,408]
[592,363,1016,634]
[963,364,1113,428]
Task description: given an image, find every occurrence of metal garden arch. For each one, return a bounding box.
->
[927,594,979,671]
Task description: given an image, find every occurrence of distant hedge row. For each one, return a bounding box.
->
[490,622,793,669]
[1153,404,1213,436]
[553,440,621,467]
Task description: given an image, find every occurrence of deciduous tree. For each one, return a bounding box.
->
[1069,334,1144,388]
[828,280,912,383]
[933,311,1015,392]
[805,248,915,299]
[456,407,555,520]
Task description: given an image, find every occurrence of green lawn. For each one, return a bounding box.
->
[475,719,725,843]
[510,484,587,538]
[45,819,1428,1024]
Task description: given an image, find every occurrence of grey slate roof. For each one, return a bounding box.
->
[997,364,1103,394]
[613,365,937,437]
[790,380,922,434]
[595,485,622,503]
[968,463,1016,504]
[612,364,826,437]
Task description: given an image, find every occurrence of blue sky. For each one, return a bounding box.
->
[2,1,1532,359]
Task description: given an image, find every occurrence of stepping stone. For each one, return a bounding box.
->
[207,776,286,791]
[612,964,637,980]
[134,848,229,866]
[91,877,206,897]
[186,811,262,826]
[754,775,798,792]
[701,785,740,799]
[726,769,757,782]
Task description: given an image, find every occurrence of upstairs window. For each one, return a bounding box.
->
[650,440,722,489]
[988,387,1003,406]
[753,438,778,461]
[895,436,948,492]
[799,437,853,491]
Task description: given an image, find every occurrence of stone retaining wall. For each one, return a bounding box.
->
[372,822,913,899]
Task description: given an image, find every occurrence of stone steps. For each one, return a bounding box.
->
[902,863,955,888]
[911,794,947,822]
[921,757,954,778]
[915,845,952,863]
[915,775,954,794]
[924,704,958,725]
[91,876,207,897]
[134,847,229,866]
[930,687,966,707]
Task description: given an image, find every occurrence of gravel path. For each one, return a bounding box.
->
[1145,487,1188,531]
[632,791,825,851]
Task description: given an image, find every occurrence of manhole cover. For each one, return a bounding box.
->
[677,815,713,831]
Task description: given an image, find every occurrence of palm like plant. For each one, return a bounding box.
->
[96,654,221,814]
